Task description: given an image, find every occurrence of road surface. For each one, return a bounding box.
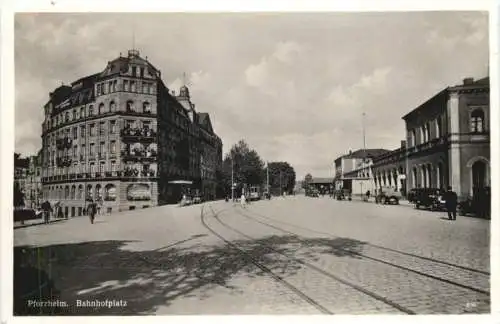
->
[13,195,490,315]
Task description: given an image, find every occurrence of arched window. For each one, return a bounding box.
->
[88,105,94,116]
[64,186,70,199]
[411,129,416,147]
[98,103,105,114]
[80,107,85,118]
[71,185,76,199]
[110,101,116,112]
[95,184,102,200]
[471,109,485,133]
[436,117,442,138]
[78,185,83,200]
[143,102,151,113]
[86,185,93,200]
[104,184,117,201]
[126,100,134,112]
[65,112,70,123]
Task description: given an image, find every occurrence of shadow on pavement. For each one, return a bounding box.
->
[13,234,367,315]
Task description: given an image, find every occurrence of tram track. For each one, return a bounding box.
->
[238,205,489,276]
[232,205,490,297]
[204,205,416,314]
[200,205,334,314]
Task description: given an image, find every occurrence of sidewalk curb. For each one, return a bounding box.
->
[14,218,66,230]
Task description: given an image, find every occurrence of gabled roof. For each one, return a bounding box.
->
[198,112,214,134]
[309,177,334,184]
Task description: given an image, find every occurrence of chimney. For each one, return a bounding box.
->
[401,140,406,148]
[463,77,474,85]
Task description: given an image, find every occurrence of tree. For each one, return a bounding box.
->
[302,173,313,189]
[266,162,296,194]
[14,181,25,208]
[220,140,265,195]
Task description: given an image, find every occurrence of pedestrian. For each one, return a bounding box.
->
[97,197,104,216]
[442,186,458,221]
[240,192,247,208]
[41,200,52,224]
[87,199,97,224]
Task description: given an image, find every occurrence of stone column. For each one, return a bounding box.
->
[447,92,462,196]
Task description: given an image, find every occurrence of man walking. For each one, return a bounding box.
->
[442,186,458,221]
[87,199,97,224]
[41,200,52,224]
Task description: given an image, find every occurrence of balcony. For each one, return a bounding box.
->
[56,157,72,167]
[121,149,157,162]
[121,127,157,143]
[407,136,448,155]
[123,167,156,178]
[56,137,73,150]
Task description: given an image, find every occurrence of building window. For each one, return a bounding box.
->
[132,66,137,77]
[98,103,105,114]
[113,80,117,92]
[105,184,117,201]
[124,80,129,92]
[80,125,86,138]
[109,120,116,133]
[110,140,116,153]
[436,117,442,138]
[143,102,151,113]
[80,107,85,118]
[90,143,95,155]
[108,81,113,93]
[65,112,69,123]
[425,122,431,141]
[126,100,134,112]
[470,109,485,133]
[89,105,94,116]
[73,127,78,139]
[99,142,105,156]
[140,67,144,78]
[131,81,136,92]
[71,185,76,199]
[110,101,116,112]
[97,84,101,96]
[89,124,95,137]
[73,109,77,120]
[73,145,78,157]
[110,160,116,172]
[99,122,105,136]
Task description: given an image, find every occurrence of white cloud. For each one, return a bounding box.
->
[14,12,489,180]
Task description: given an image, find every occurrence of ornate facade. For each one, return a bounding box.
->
[40,49,222,215]
[403,77,490,200]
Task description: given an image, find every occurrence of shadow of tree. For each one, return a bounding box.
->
[14,234,367,315]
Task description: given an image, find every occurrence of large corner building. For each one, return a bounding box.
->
[40,49,223,216]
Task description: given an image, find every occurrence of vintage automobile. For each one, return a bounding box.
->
[14,207,40,223]
[193,195,202,204]
[375,187,402,205]
[413,188,445,211]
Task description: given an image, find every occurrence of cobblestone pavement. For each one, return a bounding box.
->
[13,196,490,315]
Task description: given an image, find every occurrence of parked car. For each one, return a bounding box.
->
[375,187,402,205]
[413,188,445,211]
[14,208,40,223]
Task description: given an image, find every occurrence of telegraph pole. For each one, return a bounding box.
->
[231,154,234,201]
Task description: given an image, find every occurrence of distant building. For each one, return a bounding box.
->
[371,140,408,196]
[39,49,223,216]
[334,149,390,194]
[14,152,43,208]
[402,76,490,200]
[308,177,334,193]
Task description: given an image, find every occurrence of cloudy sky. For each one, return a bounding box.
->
[14,12,488,179]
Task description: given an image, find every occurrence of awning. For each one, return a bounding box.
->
[168,180,193,185]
